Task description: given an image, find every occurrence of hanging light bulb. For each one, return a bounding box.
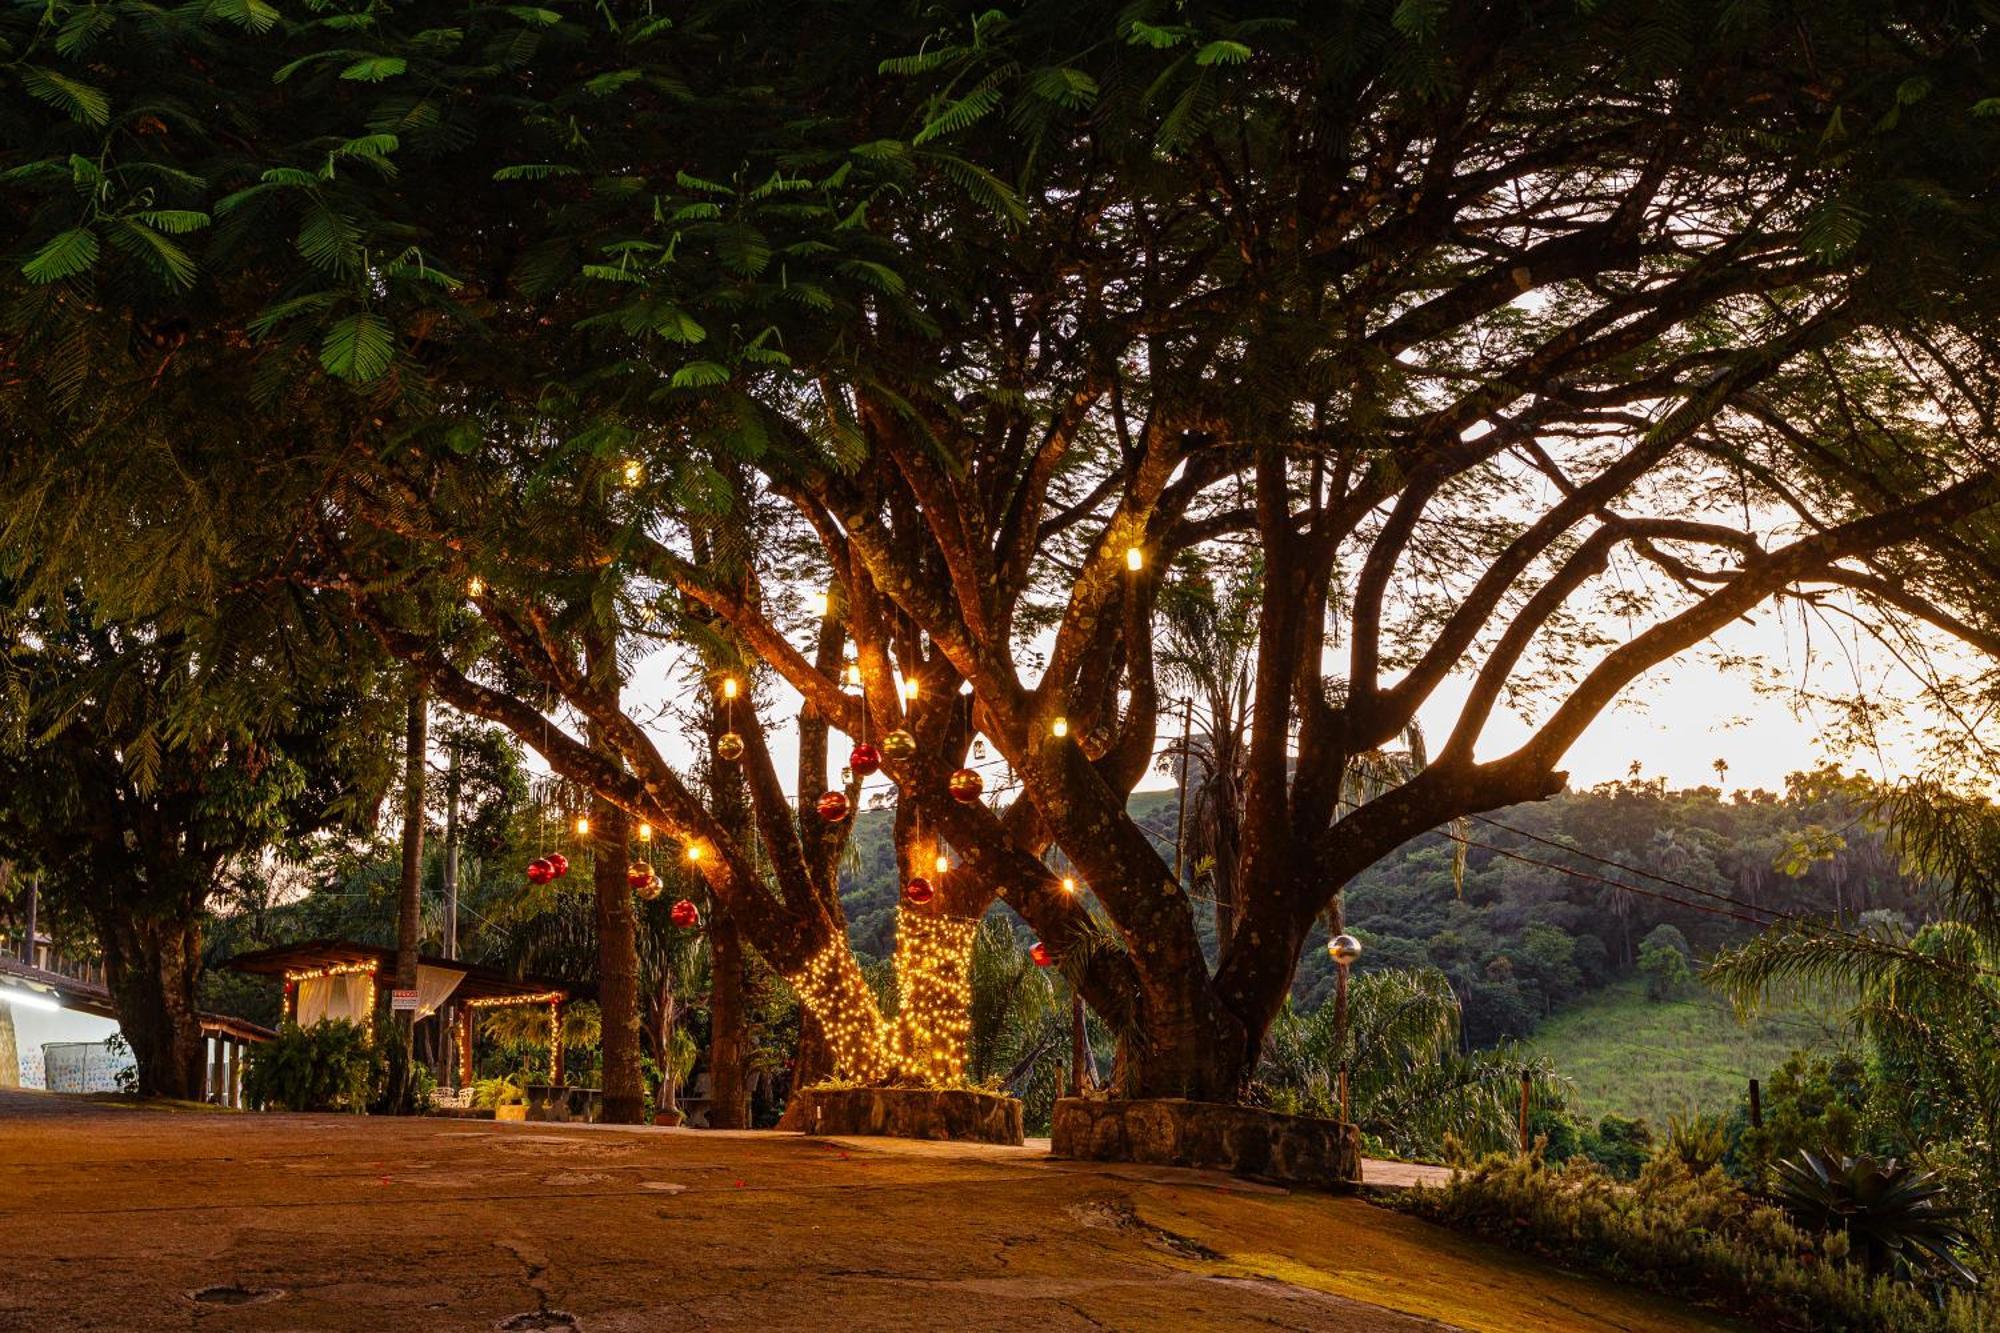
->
[574,814,590,838]
[1061,875,1077,895]
[844,662,862,688]
[1050,716,1069,738]
[722,677,739,700]
[684,842,704,863]
[934,851,950,874]
[902,677,919,702]
[622,458,644,487]
[1124,545,1144,571]
[465,575,485,598]
[809,590,830,618]
[637,822,652,842]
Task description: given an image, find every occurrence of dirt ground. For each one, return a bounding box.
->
[0,1089,1730,1331]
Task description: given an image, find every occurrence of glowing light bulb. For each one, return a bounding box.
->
[685,842,704,863]
[809,590,830,618]
[1061,876,1077,895]
[1124,545,1144,571]
[465,575,485,598]
[722,677,739,700]
[622,458,644,486]
[638,822,652,842]
[1051,716,1069,738]
[574,815,590,837]
[844,663,862,688]
[902,678,919,701]
[934,852,950,874]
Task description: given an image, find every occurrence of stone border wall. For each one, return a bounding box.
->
[1051,1097,1361,1188]
[795,1086,1024,1145]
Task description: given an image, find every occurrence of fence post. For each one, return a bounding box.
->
[1748,1077,1762,1130]
[1518,1072,1532,1155]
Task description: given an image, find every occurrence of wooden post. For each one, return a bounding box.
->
[1748,1078,1762,1129]
[1070,990,1086,1097]
[549,1001,565,1087]
[1339,1065,1350,1124]
[1518,1071,1532,1155]
[23,875,37,969]
[229,1040,244,1109]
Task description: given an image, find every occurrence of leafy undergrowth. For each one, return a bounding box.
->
[1396,1150,1986,1332]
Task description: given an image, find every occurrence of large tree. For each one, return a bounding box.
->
[0,593,386,1096]
[5,0,2000,1103]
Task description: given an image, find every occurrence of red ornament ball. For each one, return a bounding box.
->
[546,852,570,879]
[670,898,701,929]
[947,768,984,802]
[816,790,851,823]
[526,858,555,885]
[1029,941,1053,968]
[903,876,934,905]
[849,742,882,776]
[626,863,655,892]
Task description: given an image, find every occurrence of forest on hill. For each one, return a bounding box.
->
[843,766,1902,1050]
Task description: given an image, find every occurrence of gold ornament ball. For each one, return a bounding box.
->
[1328,933,1364,966]
[880,728,917,762]
[716,731,746,762]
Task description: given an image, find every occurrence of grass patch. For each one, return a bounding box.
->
[1528,978,1848,1125]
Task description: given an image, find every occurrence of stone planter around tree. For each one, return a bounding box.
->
[792,1085,1024,1145]
[1051,1097,1361,1189]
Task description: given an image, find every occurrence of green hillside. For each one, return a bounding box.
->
[1527,978,1851,1125]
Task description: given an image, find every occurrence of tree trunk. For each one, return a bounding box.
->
[385,688,428,1114]
[590,792,645,1124]
[706,902,748,1127]
[776,1008,834,1130]
[97,910,205,1099]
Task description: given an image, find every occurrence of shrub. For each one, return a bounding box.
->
[1772,1149,1977,1287]
[242,1021,381,1113]
[1399,1148,1985,1331]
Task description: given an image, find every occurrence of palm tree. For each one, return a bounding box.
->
[1260,966,1570,1159]
[1708,781,2000,1267]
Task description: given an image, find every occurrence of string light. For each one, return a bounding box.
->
[889,909,979,1084]
[621,459,644,487]
[463,991,566,1009]
[684,842,704,863]
[788,939,896,1082]
[1050,716,1069,738]
[1124,545,1144,571]
[283,962,377,983]
[637,822,652,842]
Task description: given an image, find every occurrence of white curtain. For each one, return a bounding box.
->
[415,964,465,1020]
[296,972,374,1027]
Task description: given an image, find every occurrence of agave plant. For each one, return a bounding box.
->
[1773,1149,1977,1286]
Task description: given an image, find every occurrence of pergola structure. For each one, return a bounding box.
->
[226,940,580,1087]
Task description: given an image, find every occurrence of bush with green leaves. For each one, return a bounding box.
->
[1258,966,1568,1160]
[242,1020,381,1113]
[1402,1148,1986,1332]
